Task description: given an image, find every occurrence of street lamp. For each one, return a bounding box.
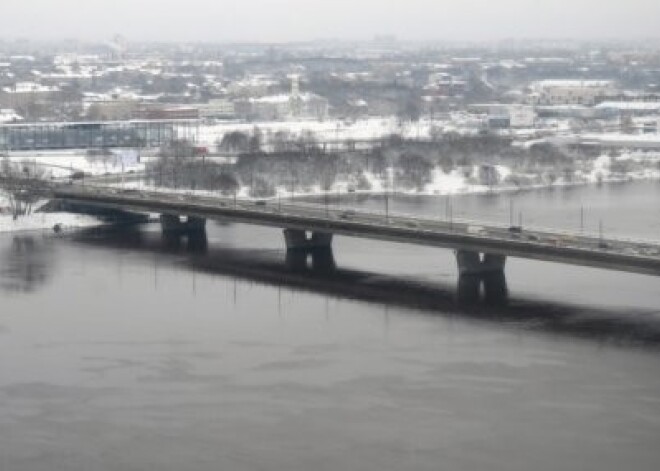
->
[509,198,514,227]
[385,192,389,222]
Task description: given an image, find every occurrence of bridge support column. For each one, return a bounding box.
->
[283,229,333,251]
[455,250,508,305]
[160,215,206,234]
[455,250,506,276]
[284,229,336,273]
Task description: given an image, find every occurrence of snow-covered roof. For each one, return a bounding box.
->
[251,92,325,104]
[1,82,60,94]
[0,109,22,123]
[534,80,615,88]
[251,94,290,104]
[595,101,660,111]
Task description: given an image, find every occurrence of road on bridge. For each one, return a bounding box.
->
[50,183,660,276]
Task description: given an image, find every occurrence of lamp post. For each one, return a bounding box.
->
[385,192,389,222]
[509,199,514,227]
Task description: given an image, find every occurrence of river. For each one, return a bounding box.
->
[1,180,659,471]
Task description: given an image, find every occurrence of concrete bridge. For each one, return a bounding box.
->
[46,185,660,288]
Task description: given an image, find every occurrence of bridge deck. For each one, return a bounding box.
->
[52,185,660,276]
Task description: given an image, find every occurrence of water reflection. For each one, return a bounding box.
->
[285,248,337,273]
[0,236,54,293]
[68,226,660,349]
[161,231,209,254]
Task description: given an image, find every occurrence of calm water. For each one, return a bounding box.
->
[1,181,660,471]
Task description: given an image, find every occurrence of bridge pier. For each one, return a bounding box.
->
[160,215,207,234]
[455,250,508,305]
[455,250,506,276]
[283,229,333,251]
[284,229,335,273]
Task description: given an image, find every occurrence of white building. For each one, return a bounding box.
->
[0,82,61,108]
[248,93,328,121]
[198,99,236,119]
[595,101,660,116]
[469,104,536,128]
[529,80,617,106]
[246,76,328,121]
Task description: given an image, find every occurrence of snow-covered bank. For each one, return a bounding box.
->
[0,212,104,234]
[4,151,146,178]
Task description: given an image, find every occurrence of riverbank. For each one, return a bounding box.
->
[0,212,104,234]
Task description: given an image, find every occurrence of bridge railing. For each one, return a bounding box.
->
[56,182,660,250]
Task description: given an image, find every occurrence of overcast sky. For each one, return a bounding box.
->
[1,0,659,43]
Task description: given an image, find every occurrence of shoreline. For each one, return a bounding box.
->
[276,171,660,202]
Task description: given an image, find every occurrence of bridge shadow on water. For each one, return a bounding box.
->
[69,225,660,350]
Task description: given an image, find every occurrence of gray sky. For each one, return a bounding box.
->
[2,0,659,43]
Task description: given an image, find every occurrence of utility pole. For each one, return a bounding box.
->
[580,206,584,233]
[324,188,329,217]
[445,196,449,221]
[449,198,454,231]
[509,199,514,227]
[385,192,389,222]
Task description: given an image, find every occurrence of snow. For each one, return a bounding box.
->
[2,81,59,94]
[0,109,22,123]
[596,101,660,112]
[0,212,103,234]
[190,115,484,148]
[533,79,614,88]
[4,151,146,177]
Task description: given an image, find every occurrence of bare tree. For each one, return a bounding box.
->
[0,158,49,219]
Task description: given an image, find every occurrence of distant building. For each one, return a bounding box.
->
[595,101,660,117]
[136,104,199,120]
[85,100,140,121]
[198,99,236,119]
[0,82,61,109]
[239,76,328,121]
[529,80,617,106]
[469,104,536,128]
[424,73,467,97]
[227,75,278,98]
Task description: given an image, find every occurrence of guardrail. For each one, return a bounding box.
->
[51,184,660,246]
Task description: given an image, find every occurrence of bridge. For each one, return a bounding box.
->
[44,184,660,284]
